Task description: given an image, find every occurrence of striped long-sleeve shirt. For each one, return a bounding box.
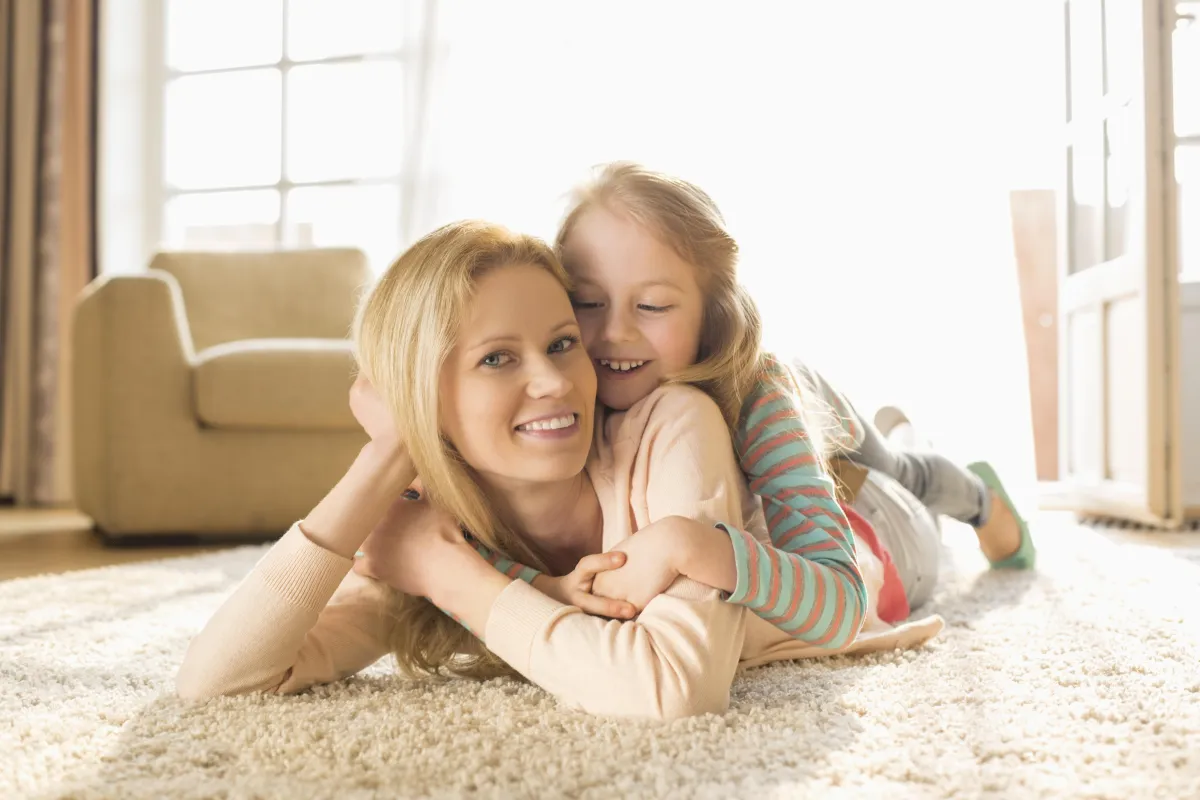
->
[720,354,867,648]
[471,353,869,650]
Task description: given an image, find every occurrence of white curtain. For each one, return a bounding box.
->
[414,0,1061,504]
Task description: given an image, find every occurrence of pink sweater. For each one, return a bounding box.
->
[176,385,943,719]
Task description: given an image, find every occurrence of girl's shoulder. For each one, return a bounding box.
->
[609,383,727,444]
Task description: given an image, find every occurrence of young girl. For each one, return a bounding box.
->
[457,162,1035,635]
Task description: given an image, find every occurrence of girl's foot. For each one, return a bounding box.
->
[967,462,1036,569]
[873,405,911,440]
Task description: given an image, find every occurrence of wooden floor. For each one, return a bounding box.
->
[0,508,254,581]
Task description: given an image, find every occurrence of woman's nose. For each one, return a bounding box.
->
[526,357,574,399]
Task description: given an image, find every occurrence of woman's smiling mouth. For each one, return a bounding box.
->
[514,413,581,439]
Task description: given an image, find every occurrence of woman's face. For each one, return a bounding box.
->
[439,263,597,487]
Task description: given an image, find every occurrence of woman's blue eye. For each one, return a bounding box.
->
[549,335,580,354]
[480,352,511,368]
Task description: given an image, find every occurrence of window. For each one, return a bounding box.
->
[148,0,432,270]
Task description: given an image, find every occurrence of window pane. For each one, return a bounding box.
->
[1105,106,1130,260]
[165,70,282,190]
[167,0,282,72]
[1179,146,1200,281]
[1068,0,1104,120]
[287,0,407,60]
[164,190,281,249]
[1102,0,1134,102]
[285,185,400,270]
[1070,123,1106,272]
[1175,4,1200,136]
[285,62,404,183]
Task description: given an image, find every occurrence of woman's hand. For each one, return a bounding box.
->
[533,554,637,619]
[589,517,690,612]
[352,484,466,598]
[350,374,406,455]
[591,516,737,613]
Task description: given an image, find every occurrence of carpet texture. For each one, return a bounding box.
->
[3,516,1199,799]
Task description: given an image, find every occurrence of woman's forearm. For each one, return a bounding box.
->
[301,441,417,559]
[425,542,513,633]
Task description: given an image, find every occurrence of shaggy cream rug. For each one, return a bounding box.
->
[3,515,1199,799]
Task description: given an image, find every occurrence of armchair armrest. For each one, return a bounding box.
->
[71,271,197,525]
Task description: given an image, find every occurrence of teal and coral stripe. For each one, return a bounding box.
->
[468,539,539,585]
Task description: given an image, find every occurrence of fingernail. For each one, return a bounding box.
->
[402,489,420,500]
[611,553,623,563]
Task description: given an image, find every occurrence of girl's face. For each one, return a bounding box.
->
[560,205,704,412]
[439,263,597,487]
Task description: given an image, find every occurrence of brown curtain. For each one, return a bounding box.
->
[0,0,98,506]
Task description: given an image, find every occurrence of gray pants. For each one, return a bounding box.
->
[801,365,992,527]
[800,364,991,608]
[851,471,941,610]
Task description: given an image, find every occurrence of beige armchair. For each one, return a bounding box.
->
[72,249,371,538]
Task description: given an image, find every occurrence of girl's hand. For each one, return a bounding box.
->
[352,483,466,598]
[349,374,405,454]
[533,554,637,619]
[590,516,693,613]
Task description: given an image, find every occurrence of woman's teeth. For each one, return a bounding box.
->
[517,414,577,432]
[598,359,646,372]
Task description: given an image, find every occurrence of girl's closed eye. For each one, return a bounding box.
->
[638,303,673,313]
[549,334,581,354]
[571,298,603,310]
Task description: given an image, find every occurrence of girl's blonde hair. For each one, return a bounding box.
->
[354,220,565,680]
[556,162,843,458]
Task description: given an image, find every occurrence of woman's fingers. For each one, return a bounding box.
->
[566,552,634,618]
[573,592,637,619]
[573,551,626,580]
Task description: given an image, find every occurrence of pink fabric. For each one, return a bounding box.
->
[843,505,909,624]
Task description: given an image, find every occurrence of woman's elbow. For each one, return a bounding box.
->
[652,682,731,721]
[174,666,225,702]
[600,652,735,721]
[174,653,275,702]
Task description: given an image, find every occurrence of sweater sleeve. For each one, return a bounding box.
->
[483,387,749,721]
[721,359,868,649]
[175,524,395,701]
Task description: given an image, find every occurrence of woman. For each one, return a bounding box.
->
[176,221,941,720]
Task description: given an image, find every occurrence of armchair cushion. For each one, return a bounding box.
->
[194,339,359,431]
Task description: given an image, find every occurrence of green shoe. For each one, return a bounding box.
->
[967,461,1036,570]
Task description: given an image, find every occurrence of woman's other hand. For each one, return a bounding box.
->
[533,554,637,619]
[590,517,690,612]
[349,374,405,454]
[591,516,737,613]
[352,484,465,598]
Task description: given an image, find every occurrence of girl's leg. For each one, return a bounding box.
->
[853,409,991,524]
[796,362,1032,567]
[800,364,990,524]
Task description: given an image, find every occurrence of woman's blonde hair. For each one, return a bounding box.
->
[354,220,566,680]
[555,161,843,458]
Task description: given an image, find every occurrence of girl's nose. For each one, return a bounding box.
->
[602,308,638,345]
